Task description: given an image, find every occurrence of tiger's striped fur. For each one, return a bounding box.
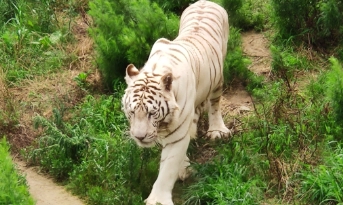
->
[122,1,230,204]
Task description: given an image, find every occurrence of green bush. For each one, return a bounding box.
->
[88,0,179,90]
[0,137,35,205]
[151,0,195,14]
[271,0,343,47]
[221,0,269,31]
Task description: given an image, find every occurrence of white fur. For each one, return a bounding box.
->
[122,1,230,204]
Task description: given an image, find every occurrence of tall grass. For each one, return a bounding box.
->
[185,141,265,205]
[0,0,70,85]
[300,143,343,204]
[0,137,34,205]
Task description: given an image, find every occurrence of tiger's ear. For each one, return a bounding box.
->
[161,73,173,91]
[125,64,140,85]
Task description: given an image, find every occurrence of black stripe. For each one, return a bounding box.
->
[163,134,187,148]
[164,117,188,138]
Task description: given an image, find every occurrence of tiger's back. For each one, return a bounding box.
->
[148,0,229,107]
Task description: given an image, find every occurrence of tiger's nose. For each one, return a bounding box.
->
[135,135,146,141]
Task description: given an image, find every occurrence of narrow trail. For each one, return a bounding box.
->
[222,31,271,118]
[15,159,85,205]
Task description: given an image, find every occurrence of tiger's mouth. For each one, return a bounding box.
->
[131,133,157,148]
[134,139,156,148]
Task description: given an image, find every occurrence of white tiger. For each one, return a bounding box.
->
[122,1,230,204]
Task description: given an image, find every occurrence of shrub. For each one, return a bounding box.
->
[221,0,269,31]
[88,0,179,90]
[0,137,35,205]
[150,0,195,14]
[271,0,343,47]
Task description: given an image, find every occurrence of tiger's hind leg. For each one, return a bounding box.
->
[178,156,191,181]
[206,85,231,139]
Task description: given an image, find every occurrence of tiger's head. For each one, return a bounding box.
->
[122,64,178,147]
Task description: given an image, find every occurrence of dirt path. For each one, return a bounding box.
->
[222,31,271,119]
[15,159,85,205]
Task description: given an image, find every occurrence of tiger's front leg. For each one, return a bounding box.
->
[145,134,191,205]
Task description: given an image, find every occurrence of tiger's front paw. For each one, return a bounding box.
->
[206,126,232,140]
[145,192,173,205]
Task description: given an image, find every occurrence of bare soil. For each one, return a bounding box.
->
[14,158,85,205]
[221,31,271,121]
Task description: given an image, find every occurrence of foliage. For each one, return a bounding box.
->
[88,0,179,90]
[0,69,19,131]
[0,0,68,85]
[271,0,343,47]
[325,57,343,124]
[0,137,34,205]
[151,0,196,14]
[221,0,270,31]
[270,45,311,88]
[0,0,16,25]
[185,141,265,205]
[300,142,343,204]
[243,49,343,198]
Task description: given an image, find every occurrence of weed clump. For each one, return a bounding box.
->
[271,0,343,48]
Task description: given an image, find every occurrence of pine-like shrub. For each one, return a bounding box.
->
[88,0,179,90]
[150,0,195,14]
[221,0,268,31]
[271,0,343,47]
